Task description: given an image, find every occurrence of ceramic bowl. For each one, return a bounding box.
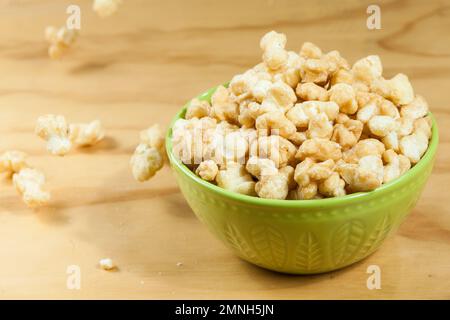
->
[165,85,439,274]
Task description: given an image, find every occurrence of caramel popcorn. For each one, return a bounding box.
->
[13,168,50,208]
[216,162,256,196]
[0,151,29,178]
[93,0,122,18]
[69,120,105,146]
[36,115,106,155]
[172,31,432,199]
[35,114,72,156]
[45,25,78,59]
[99,258,116,271]
[130,124,165,182]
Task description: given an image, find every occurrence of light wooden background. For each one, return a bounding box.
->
[0,0,449,299]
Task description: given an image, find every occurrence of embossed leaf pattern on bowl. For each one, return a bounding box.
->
[294,232,323,271]
[224,223,260,264]
[332,220,365,267]
[250,225,287,269]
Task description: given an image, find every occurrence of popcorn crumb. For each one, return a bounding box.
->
[99,258,115,271]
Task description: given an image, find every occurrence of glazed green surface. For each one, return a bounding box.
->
[165,86,438,274]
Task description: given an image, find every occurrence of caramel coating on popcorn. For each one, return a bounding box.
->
[195,160,219,181]
[69,120,105,146]
[186,98,211,119]
[296,82,328,102]
[45,26,78,59]
[215,162,256,196]
[13,168,50,208]
[260,31,289,70]
[130,124,165,182]
[35,114,72,156]
[329,83,358,114]
[93,0,122,18]
[172,31,432,199]
[0,151,29,178]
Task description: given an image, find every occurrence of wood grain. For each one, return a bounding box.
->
[0,0,449,299]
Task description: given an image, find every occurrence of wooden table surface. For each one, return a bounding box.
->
[0,0,449,299]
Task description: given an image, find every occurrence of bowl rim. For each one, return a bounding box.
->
[166,85,439,209]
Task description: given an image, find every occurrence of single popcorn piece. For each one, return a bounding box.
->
[322,50,349,74]
[356,101,379,123]
[45,26,78,59]
[250,135,296,168]
[130,144,164,182]
[69,120,105,147]
[375,74,415,106]
[308,159,335,181]
[0,151,29,178]
[186,98,211,119]
[331,118,363,149]
[246,156,278,179]
[215,162,256,196]
[382,149,411,183]
[400,95,429,119]
[195,160,219,181]
[93,0,122,18]
[99,258,116,271]
[301,58,329,85]
[342,138,386,163]
[296,138,342,162]
[351,55,383,84]
[211,86,239,124]
[13,168,50,208]
[286,101,339,128]
[35,114,72,156]
[319,172,346,197]
[264,81,297,111]
[368,115,397,137]
[255,166,294,199]
[130,124,165,182]
[260,31,289,70]
[255,110,296,138]
[299,42,322,59]
[337,156,383,192]
[289,182,318,200]
[331,69,353,85]
[274,51,303,88]
[140,124,165,152]
[296,82,328,101]
[399,132,429,164]
[329,83,358,114]
[307,113,334,139]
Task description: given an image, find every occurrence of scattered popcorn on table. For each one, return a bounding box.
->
[35,114,72,156]
[45,25,78,59]
[130,124,165,182]
[69,120,105,147]
[13,168,50,208]
[0,151,29,178]
[171,31,433,199]
[93,0,122,18]
[99,258,116,271]
[36,115,106,155]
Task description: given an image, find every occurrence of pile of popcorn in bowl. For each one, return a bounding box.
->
[171,31,433,200]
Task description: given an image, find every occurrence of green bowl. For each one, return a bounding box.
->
[165,86,439,274]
